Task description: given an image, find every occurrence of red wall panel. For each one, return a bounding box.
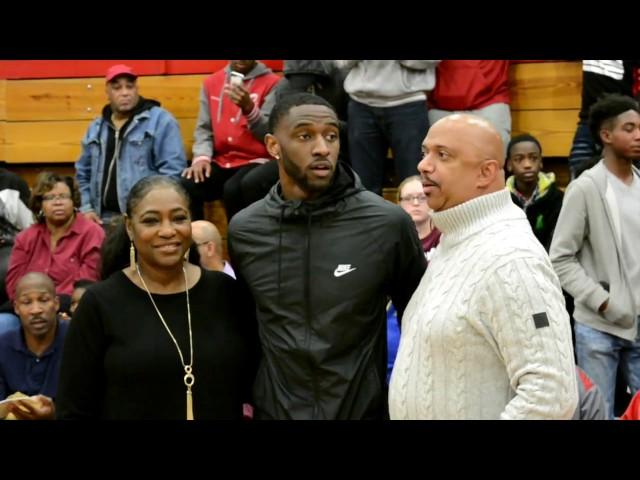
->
[0,60,284,79]
[0,60,166,79]
[165,60,283,75]
[164,60,229,75]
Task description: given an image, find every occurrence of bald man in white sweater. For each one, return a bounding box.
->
[389,114,578,419]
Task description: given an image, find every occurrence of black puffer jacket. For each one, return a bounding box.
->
[228,164,426,419]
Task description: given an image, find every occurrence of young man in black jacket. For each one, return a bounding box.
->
[228,93,427,420]
[506,134,564,252]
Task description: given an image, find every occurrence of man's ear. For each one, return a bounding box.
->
[600,128,612,146]
[478,159,501,187]
[265,134,281,160]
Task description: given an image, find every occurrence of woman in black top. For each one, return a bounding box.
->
[56,175,258,419]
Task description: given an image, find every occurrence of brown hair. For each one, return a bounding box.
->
[396,175,422,202]
[29,172,81,222]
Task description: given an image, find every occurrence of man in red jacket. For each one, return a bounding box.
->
[428,60,511,151]
[181,60,281,220]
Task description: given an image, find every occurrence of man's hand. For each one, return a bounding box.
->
[182,159,211,183]
[83,211,103,225]
[8,395,55,420]
[598,299,609,313]
[224,84,254,115]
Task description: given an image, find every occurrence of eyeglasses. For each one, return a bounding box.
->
[42,193,72,202]
[399,194,428,204]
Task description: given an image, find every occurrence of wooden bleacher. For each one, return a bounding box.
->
[509,60,582,188]
[0,60,283,256]
[0,60,583,251]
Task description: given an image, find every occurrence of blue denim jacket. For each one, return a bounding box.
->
[75,106,187,218]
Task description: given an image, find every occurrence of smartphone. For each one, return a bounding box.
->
[229,71,245,87]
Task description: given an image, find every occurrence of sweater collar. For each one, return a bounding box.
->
[431,189,523,245]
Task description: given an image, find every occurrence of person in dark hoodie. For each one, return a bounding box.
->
[505,133,564,251]
[181,60,281,220]
[76,64,186,227]
[228,93,427,420]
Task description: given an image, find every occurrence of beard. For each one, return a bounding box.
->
[281,152,334,195]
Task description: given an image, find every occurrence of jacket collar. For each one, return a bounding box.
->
[264,162,365,220]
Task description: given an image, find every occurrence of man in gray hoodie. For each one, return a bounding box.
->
[550,93,640,419]
[336,60,439,195]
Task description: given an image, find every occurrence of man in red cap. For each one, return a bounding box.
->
[76,64,187,225]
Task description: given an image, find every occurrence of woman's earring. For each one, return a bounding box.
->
[183,248,190,262]
[130,241,136,272]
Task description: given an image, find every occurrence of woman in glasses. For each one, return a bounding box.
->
[5,172,105,306]
[397,175,440,258]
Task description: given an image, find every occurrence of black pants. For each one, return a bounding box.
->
[181,161,279,221]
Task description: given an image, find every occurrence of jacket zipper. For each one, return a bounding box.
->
[304,213,320,419]
[102,129,120,208]
[102,118,138,210]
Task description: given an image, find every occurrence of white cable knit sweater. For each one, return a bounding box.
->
[389,190,578,420]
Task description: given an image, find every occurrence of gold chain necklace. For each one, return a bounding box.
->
[136,263,195,420]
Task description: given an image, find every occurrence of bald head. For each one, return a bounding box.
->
[418,114,506,212]
[191,220,225,271]
[191,221,222,251]
[14,272,59,341]
[15,272,56,298]
[433,114,505,168]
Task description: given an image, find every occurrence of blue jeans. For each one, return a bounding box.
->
[575,322,640,419]
[348,99,429,195]
[0,313,19,336]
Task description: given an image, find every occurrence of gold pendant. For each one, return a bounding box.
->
[186,389,194,420]
[184,366,195,420]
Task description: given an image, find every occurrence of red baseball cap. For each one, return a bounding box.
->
[105,64,137,82]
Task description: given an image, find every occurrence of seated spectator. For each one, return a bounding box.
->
[397,175,441,259]
[70,279,94,316]
[0,170,34,321]
[5,172,105,304]
[0,272,66,420]
[223,60,352,214]
[191,220,235,278]
[0,164,31,205]
[76,64,187,226]
[428,60,511,151]
[181,60,281,220]
[506,134,564,251]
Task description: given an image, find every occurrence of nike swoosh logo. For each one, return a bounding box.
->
[334,267,357,277]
